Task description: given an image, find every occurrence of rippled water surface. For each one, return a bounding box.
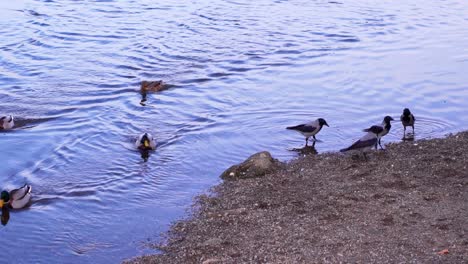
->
[1,0,468,262]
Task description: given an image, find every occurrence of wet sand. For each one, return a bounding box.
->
[127,132,468,263]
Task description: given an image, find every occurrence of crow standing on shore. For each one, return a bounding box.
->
[340,125,381,160]
[400,108,415,138]
[363,115,394,149]
[287,118,329,146]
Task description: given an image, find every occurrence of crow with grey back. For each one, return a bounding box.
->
[287,118,329,146]
[363,115,394,149]
[340,125,381,160]
[400,108,415,138]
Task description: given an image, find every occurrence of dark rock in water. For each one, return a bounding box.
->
[221,151,283,180]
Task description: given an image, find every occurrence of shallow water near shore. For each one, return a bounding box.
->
[1,0,468,262]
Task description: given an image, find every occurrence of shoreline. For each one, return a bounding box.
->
[127,132,468,263]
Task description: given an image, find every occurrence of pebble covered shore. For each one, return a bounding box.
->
[128,132,468,263]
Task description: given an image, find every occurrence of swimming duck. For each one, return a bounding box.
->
[0,184,32,209]
[0,115,14,130]
[135,133,156,150]
[141,80,166,92]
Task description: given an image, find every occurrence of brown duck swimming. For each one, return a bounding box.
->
[140,80,167,105]
[141,80,166,92]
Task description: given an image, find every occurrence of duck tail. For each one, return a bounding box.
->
[340,148,348,153]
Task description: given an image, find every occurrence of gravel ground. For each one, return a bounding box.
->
[127,132,468,263]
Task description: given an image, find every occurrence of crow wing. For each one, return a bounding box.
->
[341,137,377,152]
[286,124,317,133]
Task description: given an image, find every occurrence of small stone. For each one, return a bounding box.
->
[220,151,283,180]
[202,258,222,264]
[201,238,223,247]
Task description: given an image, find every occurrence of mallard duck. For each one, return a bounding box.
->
[0,115,14,130]
[135,133,156,150]
[0,184,32,209]
[141,80,166,92]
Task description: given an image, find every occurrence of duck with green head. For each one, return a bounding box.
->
[0,184,32,209]
[135,133,156,151]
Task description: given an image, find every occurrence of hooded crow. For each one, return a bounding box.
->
[363,115,394,149]
[0,115,14,130]
[287,118,329,146]
[400,108,415,138]
[340,125,381,159]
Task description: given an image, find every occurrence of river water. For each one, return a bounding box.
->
[1,0,467,263]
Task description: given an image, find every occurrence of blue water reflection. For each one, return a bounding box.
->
[1,0,468,262]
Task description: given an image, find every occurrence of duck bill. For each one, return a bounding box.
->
[144,139,150,148]
[0,199,4,208]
